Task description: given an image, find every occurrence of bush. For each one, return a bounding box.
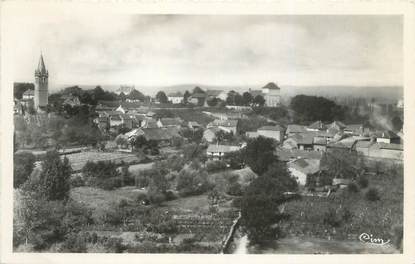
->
[358,176,369,188]
[347,183,359,193]
[323,207,341,227]
[104,237,126,253]
[70,175,85,187]
[206,160,227,173]
[61,232,87,253]
[365,188,380,201]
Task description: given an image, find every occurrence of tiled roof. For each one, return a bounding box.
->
[23,89,34,95]
[167,92,184,97]
[308,121,326,130]
[210,119,238,127]
[376,130,399,139]
[378,142,403,151]
[258,125,284,132]
[160,117,182,126]
[286,124,307,134]
[289,158,320,175]
[207,144,240,153]
[141,128,177,141]
[313,137,327,145]
[344,124,363,131]
[355,141,374,149]
[262,82,280,90]
[276,148,323,161]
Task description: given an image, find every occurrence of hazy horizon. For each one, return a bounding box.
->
[6,14,402,88]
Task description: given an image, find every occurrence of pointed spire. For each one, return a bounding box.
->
[37,53,47,74]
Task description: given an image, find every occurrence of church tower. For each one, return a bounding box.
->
[34,53,49,109]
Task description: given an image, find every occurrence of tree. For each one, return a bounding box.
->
[206,97,219,107]
[156,91,168,104]
[321,149,364,179]
[242,92,253,106]
[241,174,289,244]
[128,89,146,101]
[243,136,277,175]
[290,94,345,122]
[391,116,403,131]
[262,162,297,192]
[14,152,36,188]
[253,95,265,107]
[183,90,191,103]
[38,151,72,200]
[176,168,210,197]
[234,93,244,106]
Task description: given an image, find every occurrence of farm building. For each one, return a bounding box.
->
[288,158,321,186]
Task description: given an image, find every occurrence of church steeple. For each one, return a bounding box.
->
[35,53,48,76]
[34,53,49,109]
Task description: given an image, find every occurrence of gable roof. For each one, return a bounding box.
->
[167,92,184,97]
[160,117,182,126]
[23,89,34,96]
[207,144,240,153]
[289,158,320,175]
[262,82,280,90]
[355,141,374,149]
[377,130,399,139]
[307,121,326,130]
[141,127,178,141]
[210,119,238,127]
[276,148,323,161]
[258,125,285,132]
[378,142,403,151]
[344,124,363,131]
[286,124,307,134]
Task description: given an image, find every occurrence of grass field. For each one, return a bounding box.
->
[64,151,141,172]
[70,186,146,217]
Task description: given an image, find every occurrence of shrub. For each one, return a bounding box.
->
[70,175,85,187]
[365,188,380,201]
[347,183,359,193]
[341,208,353,223]
[358,176,369,189]
[206,160,227,173]
[323,207,341,227]
[61,232,87,253]
[104,237,126,253]
[231,197,242,208]
[14,152,36,188]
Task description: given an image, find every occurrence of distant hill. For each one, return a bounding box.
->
[51,83,403,100]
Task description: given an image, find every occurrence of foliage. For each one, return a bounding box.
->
[321,149,364,179]
[14,82,35,99]
[357,176,369,188]
[323,207,342,227]
[290,94,345,122]
[206,160,227,173]
[365,188,380,201]
[347,183,359,193]
[180,127,204,143]
[37,151,72,200]
[176,168,211,197]
[82,161,121,190]
[14,152,36,188]
[183,143,207,162]
[225,173,243,196]
[242,92,254,106]
[156,91,169,104]
[243,136,277,175]
[223,150,245,169]
[262,162,298,192]
[253,95,265,107]
[60,232,87,253]
[241,175,286,244]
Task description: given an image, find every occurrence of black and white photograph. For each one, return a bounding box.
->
[1,1,413,261]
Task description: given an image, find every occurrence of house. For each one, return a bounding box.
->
[207,119,239,134]
[116,105,128,114]
[167,92,184,104]
[313,137,327,152]
[375,130,401,144]
[157,118,183,128]
[206,90,228,101]
[261,82,281,107]
[283,133,314,150]
[327,121,346,131]
[139,127,181,144]
[203,127,221,143]
[109,115,123,127]
[332,178,352,188]
[141,118,159,129]
[206,144,241,160]
[22,89,35,100]
[188,93,206,105]
[306,121,326,131]
[132,114,146,127]
[362,142,404,160]
[344,124,364,136]
[257,125,285,142]
[286,125,307,137]
[97,116,109,131]
[246,131,259,138]
[288,158,321,186]
[124,128,145,141]
[188,121,202,130]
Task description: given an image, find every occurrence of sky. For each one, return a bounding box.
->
[6,14,403,89]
